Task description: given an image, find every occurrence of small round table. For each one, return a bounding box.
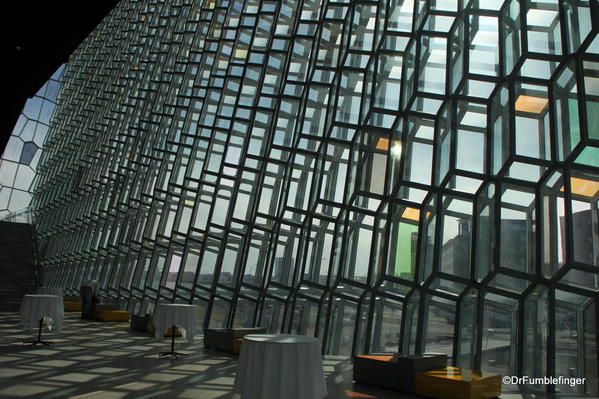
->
[153,303,197,358]
[234,334,327,399]
[20,294,64,346]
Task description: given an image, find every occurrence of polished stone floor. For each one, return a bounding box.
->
[0,312,584,399]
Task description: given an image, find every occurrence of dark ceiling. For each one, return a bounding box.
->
[3,1,121,155]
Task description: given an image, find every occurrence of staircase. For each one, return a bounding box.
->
[0,221,37,311]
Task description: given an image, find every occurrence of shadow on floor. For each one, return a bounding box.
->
[0,312,579,399]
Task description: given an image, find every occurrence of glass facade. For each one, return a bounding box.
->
[30,0,597,394]
[0,66,64,218]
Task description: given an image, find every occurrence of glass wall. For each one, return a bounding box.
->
[0,66,63,218]
[30,0,598,394]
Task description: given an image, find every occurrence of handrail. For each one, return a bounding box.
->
[0,207,35,224]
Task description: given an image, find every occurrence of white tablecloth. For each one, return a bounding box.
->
[153,303,198,344]
[234,334,327,399]
[36,287,63,296]
[20,294,64,333]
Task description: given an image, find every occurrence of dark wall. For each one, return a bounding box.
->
[0,222,37,311]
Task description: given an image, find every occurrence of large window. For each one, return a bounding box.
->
[29,0,598,395]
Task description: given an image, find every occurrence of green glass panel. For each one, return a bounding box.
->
[586,100,599,140]
[568,98,581,150]
[576,146,599,167]
[395,222,418,278]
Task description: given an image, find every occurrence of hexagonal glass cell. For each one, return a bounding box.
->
[386,204,420,281]
[442,197,473,257]
[13,165,35,191]
[499,185,537,274]
[481,293,518,376]
[8,189,31,211]
[22,96,42,120]
[19,119,37,141]
[369,295,403,353]
[423,294,456,354]
[2,136,24,162]
[541,170,566,278]
[457,287,478,369]
[475,183,495,282]
[18,142,38,165]
[523,285,548,387]
[561,268,599,292]
[488,272,531,295]
[568,170,599,266]
[583,60,599,140]
[11,114,27,136]
[0,160,17,187]
[555,290,597,395]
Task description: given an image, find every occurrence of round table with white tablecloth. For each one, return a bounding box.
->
[153,303,198,358]
[153,303,198,343]
[20,294,64,346]
[233,334,327,399]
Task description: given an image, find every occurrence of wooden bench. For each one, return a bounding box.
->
[415,366,501,399]
[353,353,447,393]
[95,309,130,322]
[64,301,81,312]
[204,327,267,354]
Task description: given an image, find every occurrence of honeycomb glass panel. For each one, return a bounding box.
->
[387,204,419,281]
[523,285,548,388]
[553,60,581,161]
[0,66,63,218]
[423,295,456,356]
[482,293,518,376]
[568,170,599,266]
[500,185,536,274]
[370,296,402,353]
[457,288,477,369]
[541,171,566,278]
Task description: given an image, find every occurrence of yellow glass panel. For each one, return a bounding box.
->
[560,177,599,197]
[234,49,247,59]
[415,367,502,399]
[401,207,421,221]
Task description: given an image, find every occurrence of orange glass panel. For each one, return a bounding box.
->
[376,137,389,150]
[355,355,394,362]
[515,95,548,113]
[560,177,599,197]
[401,207,421,221]
[343,390,376,398]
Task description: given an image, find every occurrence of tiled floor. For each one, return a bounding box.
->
[0,312,584,399]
